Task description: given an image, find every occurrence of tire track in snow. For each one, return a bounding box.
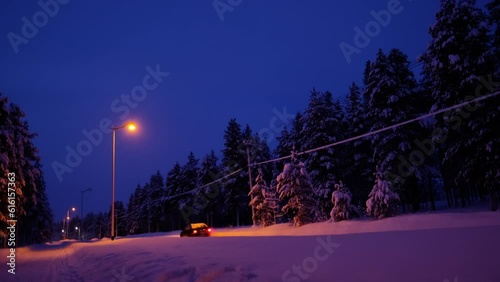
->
[58,253,85,282]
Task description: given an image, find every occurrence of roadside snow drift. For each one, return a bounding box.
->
[1,210,500,282]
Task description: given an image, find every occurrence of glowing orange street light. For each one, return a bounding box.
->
[111,122,137,240]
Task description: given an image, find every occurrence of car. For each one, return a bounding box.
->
[180,223,212,237]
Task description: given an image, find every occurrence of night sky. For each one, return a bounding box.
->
[1,0,454,221]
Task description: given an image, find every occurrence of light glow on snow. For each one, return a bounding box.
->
[2,210,499,281]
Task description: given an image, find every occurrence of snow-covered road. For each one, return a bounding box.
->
[2,211,500,282]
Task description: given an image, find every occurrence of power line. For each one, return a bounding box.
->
[163,168,244,200]
[164,90,499,200]
[259,90,499,165]
[164,58,427,199]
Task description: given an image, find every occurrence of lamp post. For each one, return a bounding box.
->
[65,207,76,239]
[75,227,80,241]
[80,187,92,241]
[111,122,136,240]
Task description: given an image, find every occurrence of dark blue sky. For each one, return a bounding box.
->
[1,0,455,221]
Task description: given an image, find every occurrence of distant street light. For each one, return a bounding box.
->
[111,122,137,240]
[65,207,76,239]
[80,187,92,241]
[75,226,80,241]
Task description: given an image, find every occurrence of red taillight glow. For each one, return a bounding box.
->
[208,228,212,232]
[193,230,198,234]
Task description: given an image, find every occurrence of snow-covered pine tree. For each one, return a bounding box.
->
[266,164,282,224]
[362,60,372,108]
[275,112,305,170]
[0,93,53,246]
[302,89,343,220]
[148,171,166,232]
[487,0,500,78]
[252,133,273,180]
[82,213,97,239]
[364,49,426,211]
[19,162,53,244]
[242,124,273,187]
[420,0,497,208]
[330,181,356,222]
[177,152,199,224]
[484,0,500,210]
[387,49,431,211]
[165,162,182,230]
[366,169,400,219]
[332,98,349,175]
[221,119,250,226]
[276,128,292,159]
[139,183,153,233]
[248,169,274,226]
[197,150,220,226]
[276,151,318,226]
[343,82,373,205]
[95,212,109,238]
[126,187,140,234]
[289,112,306,153]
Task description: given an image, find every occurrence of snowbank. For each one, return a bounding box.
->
[1,210,499,282]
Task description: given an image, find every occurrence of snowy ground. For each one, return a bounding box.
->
[1,210,500,282]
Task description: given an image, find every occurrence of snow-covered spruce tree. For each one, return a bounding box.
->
[95,212,109,239]
[197,150,220,227]
[126,186,141,234]
[82,213,97,239]
[276,128,292,158]
[275,112,304,169]
[343,82,373,205]
[420,0,497,208]
[242,124,273,189]
[178,152,200,224]
[1,93,53,246]
[221,119,251,226]
[487,0,500,79]
[139,183,152,233]
[302,89,344,220]
[146,171,166,232]
[330,181,357,222]
[164,162,182,230]
[485,0,500,210]
[248,169,274,227]
[364,49,428,211]
[366,169,400,219]
[276,151,318,226]
[19,162,54,244]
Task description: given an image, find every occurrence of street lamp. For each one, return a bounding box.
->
[75,226,80,241]
[65,207,76,239]
[111,122,137,240]
[80,187,92,241]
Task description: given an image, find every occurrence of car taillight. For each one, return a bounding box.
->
[193,230,198,234]
[208,228,212,232]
